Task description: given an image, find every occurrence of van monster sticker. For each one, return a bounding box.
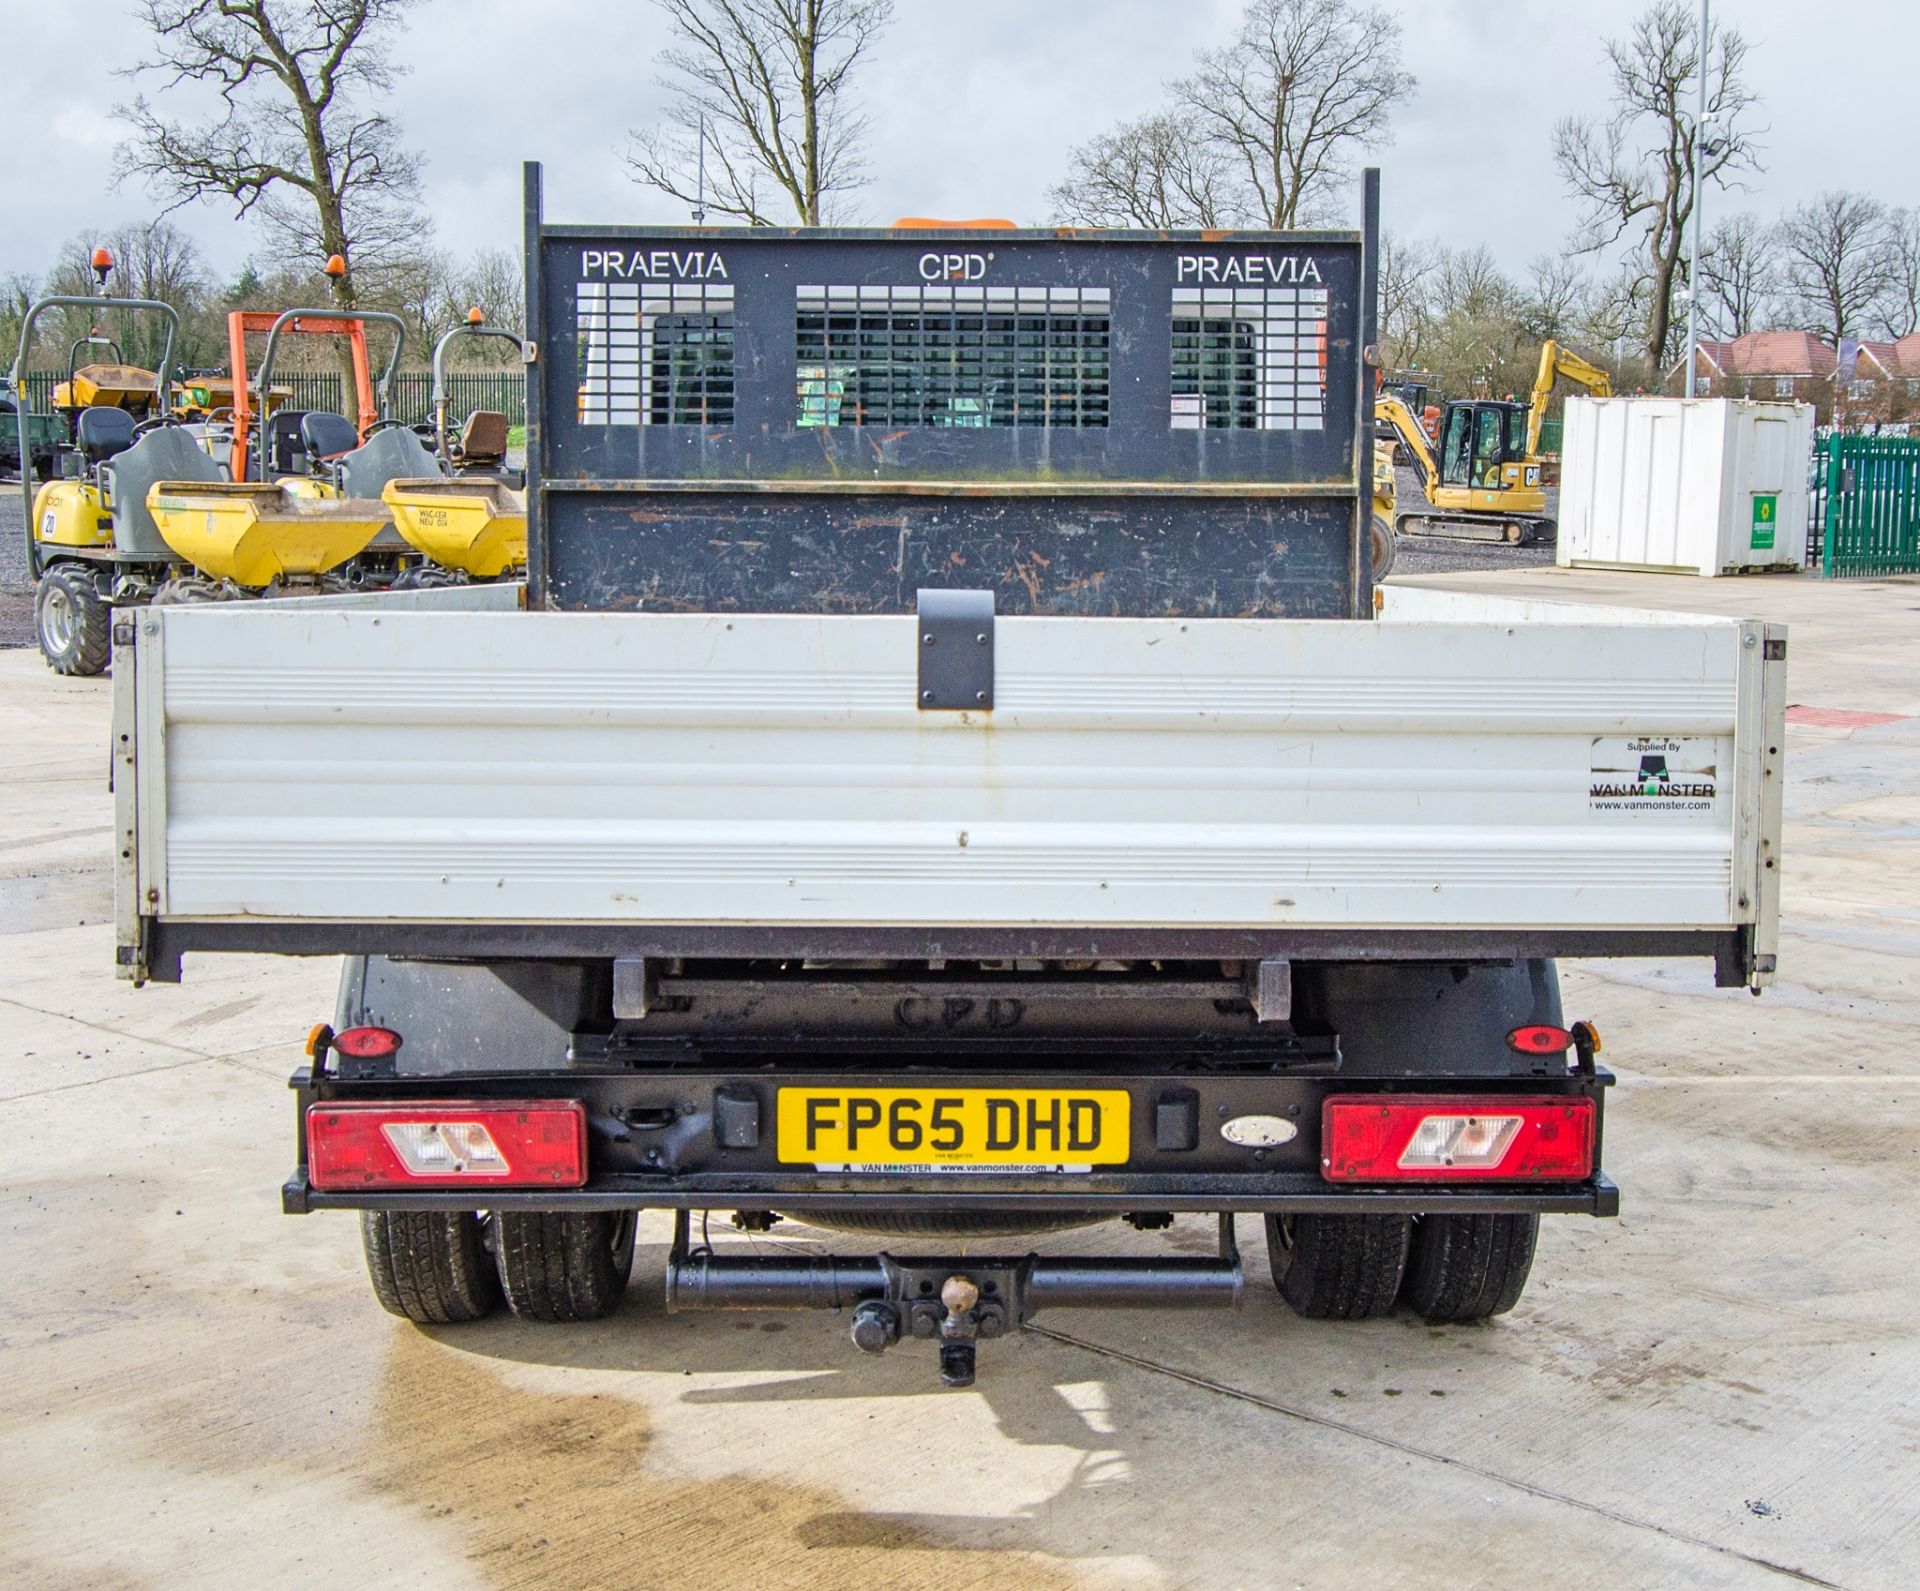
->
[1590,736,1718,816]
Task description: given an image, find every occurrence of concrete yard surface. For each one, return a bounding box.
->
[3,568,1919,1589]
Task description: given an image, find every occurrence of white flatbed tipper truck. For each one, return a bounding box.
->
[111,168,1784,1384]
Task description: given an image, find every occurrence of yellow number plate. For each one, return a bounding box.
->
[776,1088,1131,1169]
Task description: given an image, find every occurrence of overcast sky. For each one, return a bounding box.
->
[4,0,1910,288]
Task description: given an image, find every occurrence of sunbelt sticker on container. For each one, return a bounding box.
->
[1590,736,1718,816]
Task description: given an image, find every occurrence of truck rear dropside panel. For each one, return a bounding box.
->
[116,586,1784,981]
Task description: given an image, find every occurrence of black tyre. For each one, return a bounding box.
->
[783,1209,1109,1238]
[495,1210,636,1322]
[360,1210,502,1325]
[1400,1212,1537,1322]
[1369,513,1397,580]
[1265,1213,1409,1319]
[152,576,227,605]
[35,565,110,677]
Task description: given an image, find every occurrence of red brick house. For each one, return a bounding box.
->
[1669,332,1836,414]
[1669,332,1920,426]
[1868,335,1920,421]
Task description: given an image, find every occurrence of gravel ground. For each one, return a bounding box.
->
[0,486,30,648]
[1391,532,1553,577]
[1386,461,1557,578]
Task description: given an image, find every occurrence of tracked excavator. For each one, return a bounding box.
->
[1377,341,1611,544]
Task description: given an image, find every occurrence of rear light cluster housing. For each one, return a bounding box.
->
[307,1100,588,1191]
[1321,1095,1595,1182]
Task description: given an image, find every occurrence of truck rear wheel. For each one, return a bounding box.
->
[35,565,110,677]
[360,1210,502,1324]
[1400,1213,1537,1322]
[1265,1213,1409,1319]
[495,1210,636,1322]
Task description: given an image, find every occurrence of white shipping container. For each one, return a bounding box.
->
[1557,396,1812,576]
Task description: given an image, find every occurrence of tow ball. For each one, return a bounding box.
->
[848,1270,1005,1387]
[665,1212,1244,1387]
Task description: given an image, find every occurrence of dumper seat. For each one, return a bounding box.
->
[455,410,510,468]
[76,405,137,466]
[299,411,361,463]
[265,409,312,475]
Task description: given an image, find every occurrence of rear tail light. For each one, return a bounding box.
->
[1322,1095,1594,1182]
[307,1100,587,1190]
[331,1025,402,1060]
[1507,1024,1573,1056]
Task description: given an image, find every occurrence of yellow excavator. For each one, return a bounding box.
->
[1376,341,1611,545]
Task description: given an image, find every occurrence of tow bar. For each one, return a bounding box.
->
[665,1212,1244,1386]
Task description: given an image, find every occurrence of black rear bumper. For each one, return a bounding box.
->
[284,1062,1617,1218]
[286,1171,1619,1217]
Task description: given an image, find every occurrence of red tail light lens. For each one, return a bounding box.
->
[307,1100,587,1190]
[331,1025,402,1059]
[1322,1095,1594,1182]
[1507,1025,1573,1056]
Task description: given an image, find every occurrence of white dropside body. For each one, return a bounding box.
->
[1557,396,1812,576]
[115,586,1784,969]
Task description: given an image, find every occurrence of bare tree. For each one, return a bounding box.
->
[1050,113,1248,229]
[626,0,895,226]
[1431,246,1518,327]
[449,249,526,341]
[1393,245,1530,399]
[1376,233,1438,367]
[1177,0,1414,228]
[398,247,528,356]
[1879,207,1920,340]
[116,0,429,320]
[1697,211,1778,338]
[1519,253,1591,344]
[1553,0,1761,371]
[42,221,214,372]
[1777,191,1899,344]
[1,272,39,371]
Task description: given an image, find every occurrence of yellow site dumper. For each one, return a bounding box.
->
[145,482,390,587]
[381,477,527,577]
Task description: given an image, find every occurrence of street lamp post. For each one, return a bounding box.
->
[1684,0,1709,401]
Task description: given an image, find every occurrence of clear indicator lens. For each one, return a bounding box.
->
[380,1120,509,1177]
[1397,1114,1522,1169]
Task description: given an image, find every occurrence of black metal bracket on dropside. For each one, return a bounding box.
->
[917,588,994,710]
[664,1209,1242,1387]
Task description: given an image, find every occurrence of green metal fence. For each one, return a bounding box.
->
[17,368,526,428]
[280,373,345,413]
[1536,418,1563,455]
[391,372,526,427]
[20,367,344,413]
[1820,434,1920,579]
